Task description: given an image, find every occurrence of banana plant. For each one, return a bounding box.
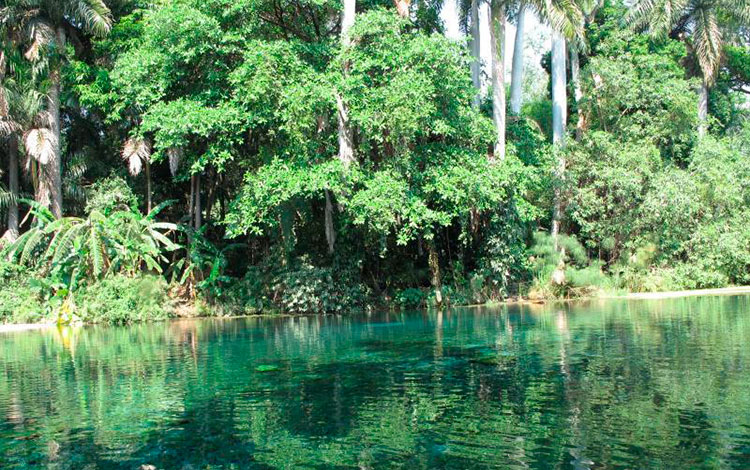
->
[3,199,181,290]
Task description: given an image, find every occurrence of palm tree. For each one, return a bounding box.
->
[509,2,527,115]
[548,2,584,245]
[629,0,750,136]
[489,0,507,160]
[0,28,49,240]
[470,0,482,106]
[122,137,153,213]
[17,0,112,218]
[455,0,483,105]
[508,1,585,117]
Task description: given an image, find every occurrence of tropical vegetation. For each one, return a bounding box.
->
[0,0,749,323]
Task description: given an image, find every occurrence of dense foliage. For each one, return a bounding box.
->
[0,0,748,323]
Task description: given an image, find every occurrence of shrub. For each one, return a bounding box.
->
[85,176,140,215]
[395,288,425,309]
[0,261,45,324]
[75,275,171,324]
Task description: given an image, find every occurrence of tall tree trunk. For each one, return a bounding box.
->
[337,0,356,167]
[470,0,481,107]
[489,0,506,161]
[551,31,567,245]
[5,135,19,241]
[509,2,526,115]
[145,158,152,213]
[551,31,567,146]
[698,80,708,138]
[330,0,357,256]
[43,26,66,219]
[570,44,585,140]
[428,240,442,307]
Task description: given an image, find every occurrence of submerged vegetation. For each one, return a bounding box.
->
[0,0,749,323]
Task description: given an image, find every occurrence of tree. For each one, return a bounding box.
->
[121,137,152,213]
[17,0,112,218]
[337,0,357,167]
[509,2,527,115]
[629,0,750,136]
[470,0,482,106]
[489,0,507,160]
[548,2,584,245]
[508,0,585,116]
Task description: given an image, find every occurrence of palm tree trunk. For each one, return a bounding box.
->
[44,26,66,219]
[698,81,709,138]
[470,0,481,107]
[509,2,526,115]
[489,0,506,161]
[551,31,567,245]
[5,135,19,241]
[551,31,567,146]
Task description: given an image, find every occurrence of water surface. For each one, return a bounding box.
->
[2,296,750,469]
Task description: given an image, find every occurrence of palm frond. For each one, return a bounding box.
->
[122,137,151,176]
[24,17,54,62]
[167,147,182,176]
[692,6,722,84]
[539,0,585,41]
[64,0,113,37]
[24,127,56,164]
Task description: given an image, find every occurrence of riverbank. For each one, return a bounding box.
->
[605,286,750,300]
[3,285,750,334]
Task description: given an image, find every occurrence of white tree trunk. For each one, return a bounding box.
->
[551,31,567,146]
[489,0,506,161]
[509,2,526,115]
[337,0,356,167]
[342,0,356,40]
[470,0,481,107]
[551,31,567,244]
[698,81,708,138]
[330,0,357,256]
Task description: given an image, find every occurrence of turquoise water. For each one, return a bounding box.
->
[2,296,750,469]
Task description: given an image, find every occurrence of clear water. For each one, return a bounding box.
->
[2,296,750,469]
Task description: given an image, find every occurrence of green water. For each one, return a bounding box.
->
[2,296,750,469]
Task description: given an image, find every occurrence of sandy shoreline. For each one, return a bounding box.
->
[606,286,750,300]
[0,323,56,334]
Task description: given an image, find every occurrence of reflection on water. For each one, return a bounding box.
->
[2,296,750,469]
